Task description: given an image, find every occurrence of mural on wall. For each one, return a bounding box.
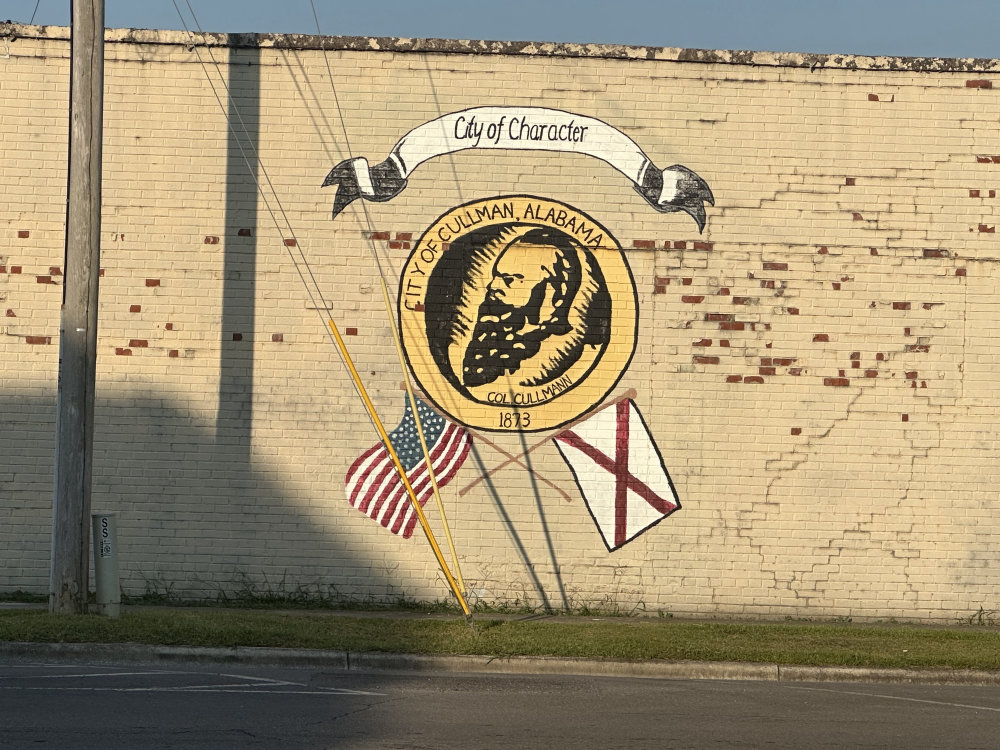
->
[346,395,471,538]
[399,196,635,433]
[554,397,679,551]
[326,106,711,550]
[324,106,713,230]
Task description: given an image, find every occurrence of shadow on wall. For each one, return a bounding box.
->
[0,46,398,605]
[0,390,402,603]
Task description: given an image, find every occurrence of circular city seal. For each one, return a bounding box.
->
[399,195,637,432]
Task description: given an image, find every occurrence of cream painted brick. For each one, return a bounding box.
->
[3,25,1000,622]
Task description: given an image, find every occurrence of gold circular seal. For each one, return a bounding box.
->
[399,195,637,432]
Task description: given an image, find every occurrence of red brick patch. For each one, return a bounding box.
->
[824,377,850,387]
[25,336,51,345]
[345,327,358,336]
[813,334,830,342]
[967,79,992,88]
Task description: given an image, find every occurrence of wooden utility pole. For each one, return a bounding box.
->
[50,0,105,615]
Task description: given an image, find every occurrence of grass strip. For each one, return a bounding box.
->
[2,609,999,670]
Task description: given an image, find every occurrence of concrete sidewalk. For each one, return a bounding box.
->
[4,639,1000,687]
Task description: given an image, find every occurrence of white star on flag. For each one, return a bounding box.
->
[554,398,679,551]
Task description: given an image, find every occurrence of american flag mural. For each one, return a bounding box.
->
[345,396,472,538]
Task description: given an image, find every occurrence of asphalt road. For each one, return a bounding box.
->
[1,659,999,749]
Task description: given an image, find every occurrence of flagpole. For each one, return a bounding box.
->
[327,319,472,619]
[379,279,468,596]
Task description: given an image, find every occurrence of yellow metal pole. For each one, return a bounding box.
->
[327,319,471,617]
[379,278,467,595]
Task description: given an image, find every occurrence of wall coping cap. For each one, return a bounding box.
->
[4,22,1000,73]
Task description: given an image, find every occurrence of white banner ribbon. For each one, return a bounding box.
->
[324,106,713,231]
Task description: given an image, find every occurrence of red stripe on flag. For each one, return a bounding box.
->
[614,399,630,548]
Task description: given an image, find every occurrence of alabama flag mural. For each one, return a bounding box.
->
[554,399,679,551]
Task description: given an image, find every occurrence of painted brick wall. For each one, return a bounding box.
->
[1,24,998,622]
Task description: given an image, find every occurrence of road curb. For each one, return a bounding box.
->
[4,641,1000,685]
